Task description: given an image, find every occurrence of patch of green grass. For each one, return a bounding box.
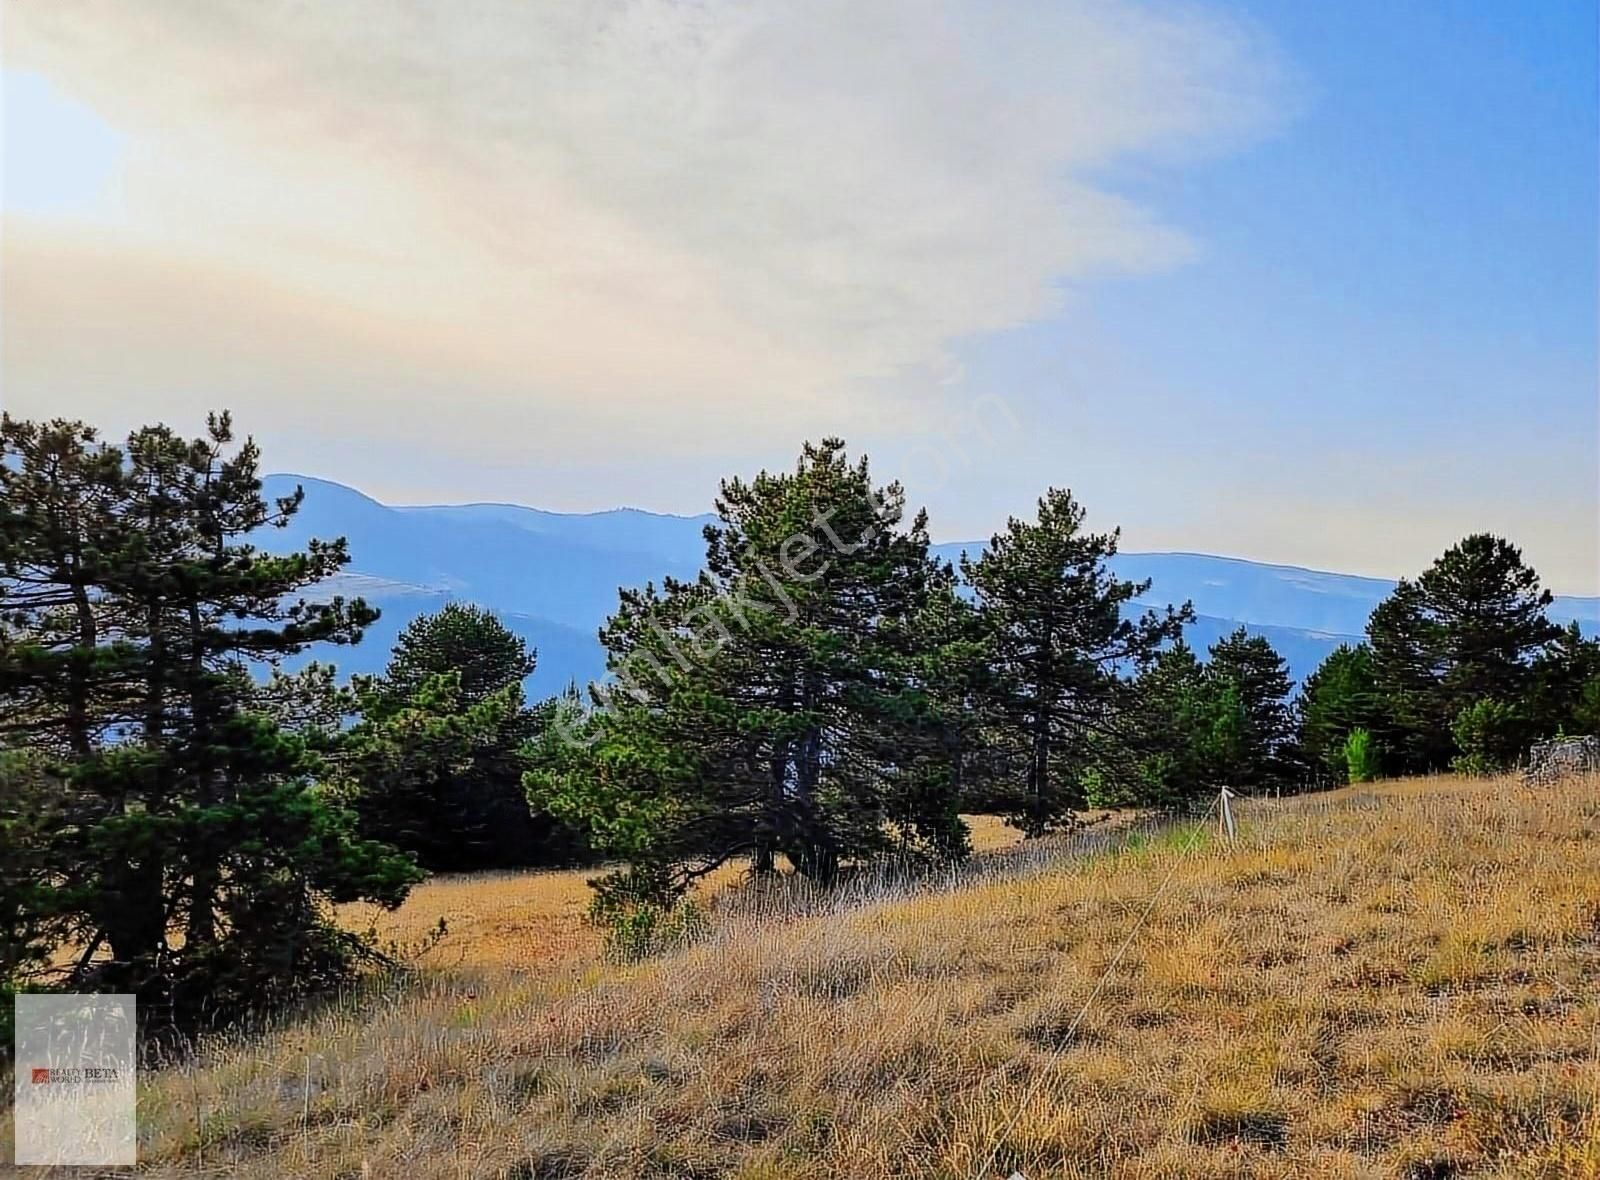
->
[1115,820,1212,860]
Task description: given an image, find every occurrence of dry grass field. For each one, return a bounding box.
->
[8,776,1599,1178]
[338,814,1027,974]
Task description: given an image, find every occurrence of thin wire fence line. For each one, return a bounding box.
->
[971,792,1225,1180]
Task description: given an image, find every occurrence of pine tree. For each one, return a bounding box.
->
[893,571,1000,840]
[0,416,137,757]
[1450,698,1524,775]
[1421,535,1560,708]
[1204,627,1295,791]
[1343,727,1379,783]
[111,415,400,969]
[1366,580,1452,773]
[345,672,523,870]
[1368,535,1560,772]
[529,439,961,906]
[1529,622,1600,737]
[1115,639,1213,808]
[0,413,419,1023]
[382,602,536,706]
[349,604,585,870]
[962,489,1189,833]
[1296,643,1384,783]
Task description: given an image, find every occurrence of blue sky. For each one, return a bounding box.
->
[944,0,1597,588]
[3,1,1596,590]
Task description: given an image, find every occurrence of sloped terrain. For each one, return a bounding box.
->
[23,774,1595,1178]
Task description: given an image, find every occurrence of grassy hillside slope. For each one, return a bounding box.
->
[13,777,1598,1178]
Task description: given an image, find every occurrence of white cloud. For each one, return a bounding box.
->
[3,0,1285,468]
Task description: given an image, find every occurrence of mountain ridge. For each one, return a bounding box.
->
[258,473,1597,697]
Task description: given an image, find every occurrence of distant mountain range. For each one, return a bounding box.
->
[259,474,1600,697]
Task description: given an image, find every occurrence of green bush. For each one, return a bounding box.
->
[1450,698,1524,775]
[585,868,707,962]
[594,896,706,963]
[1343,727,1380,783]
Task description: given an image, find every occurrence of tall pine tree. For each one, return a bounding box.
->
[0,412,418,1022]
[530,439,962,905]
[962,489,1189,833]
[1368,535,1560,772]
[1205,627,1295,792]
[349,604,592,870]
[1114,639,1214,809]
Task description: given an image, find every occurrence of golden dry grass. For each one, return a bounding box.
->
[340,866,605,973]
[8,777,1599,1178]
[964,813,1031,855]
[341,816,1027,973]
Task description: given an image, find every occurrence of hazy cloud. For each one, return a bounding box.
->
[4,0,1286,455]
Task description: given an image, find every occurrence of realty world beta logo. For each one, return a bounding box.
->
[13,994,138,1166]
[31,1065,124,1084]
